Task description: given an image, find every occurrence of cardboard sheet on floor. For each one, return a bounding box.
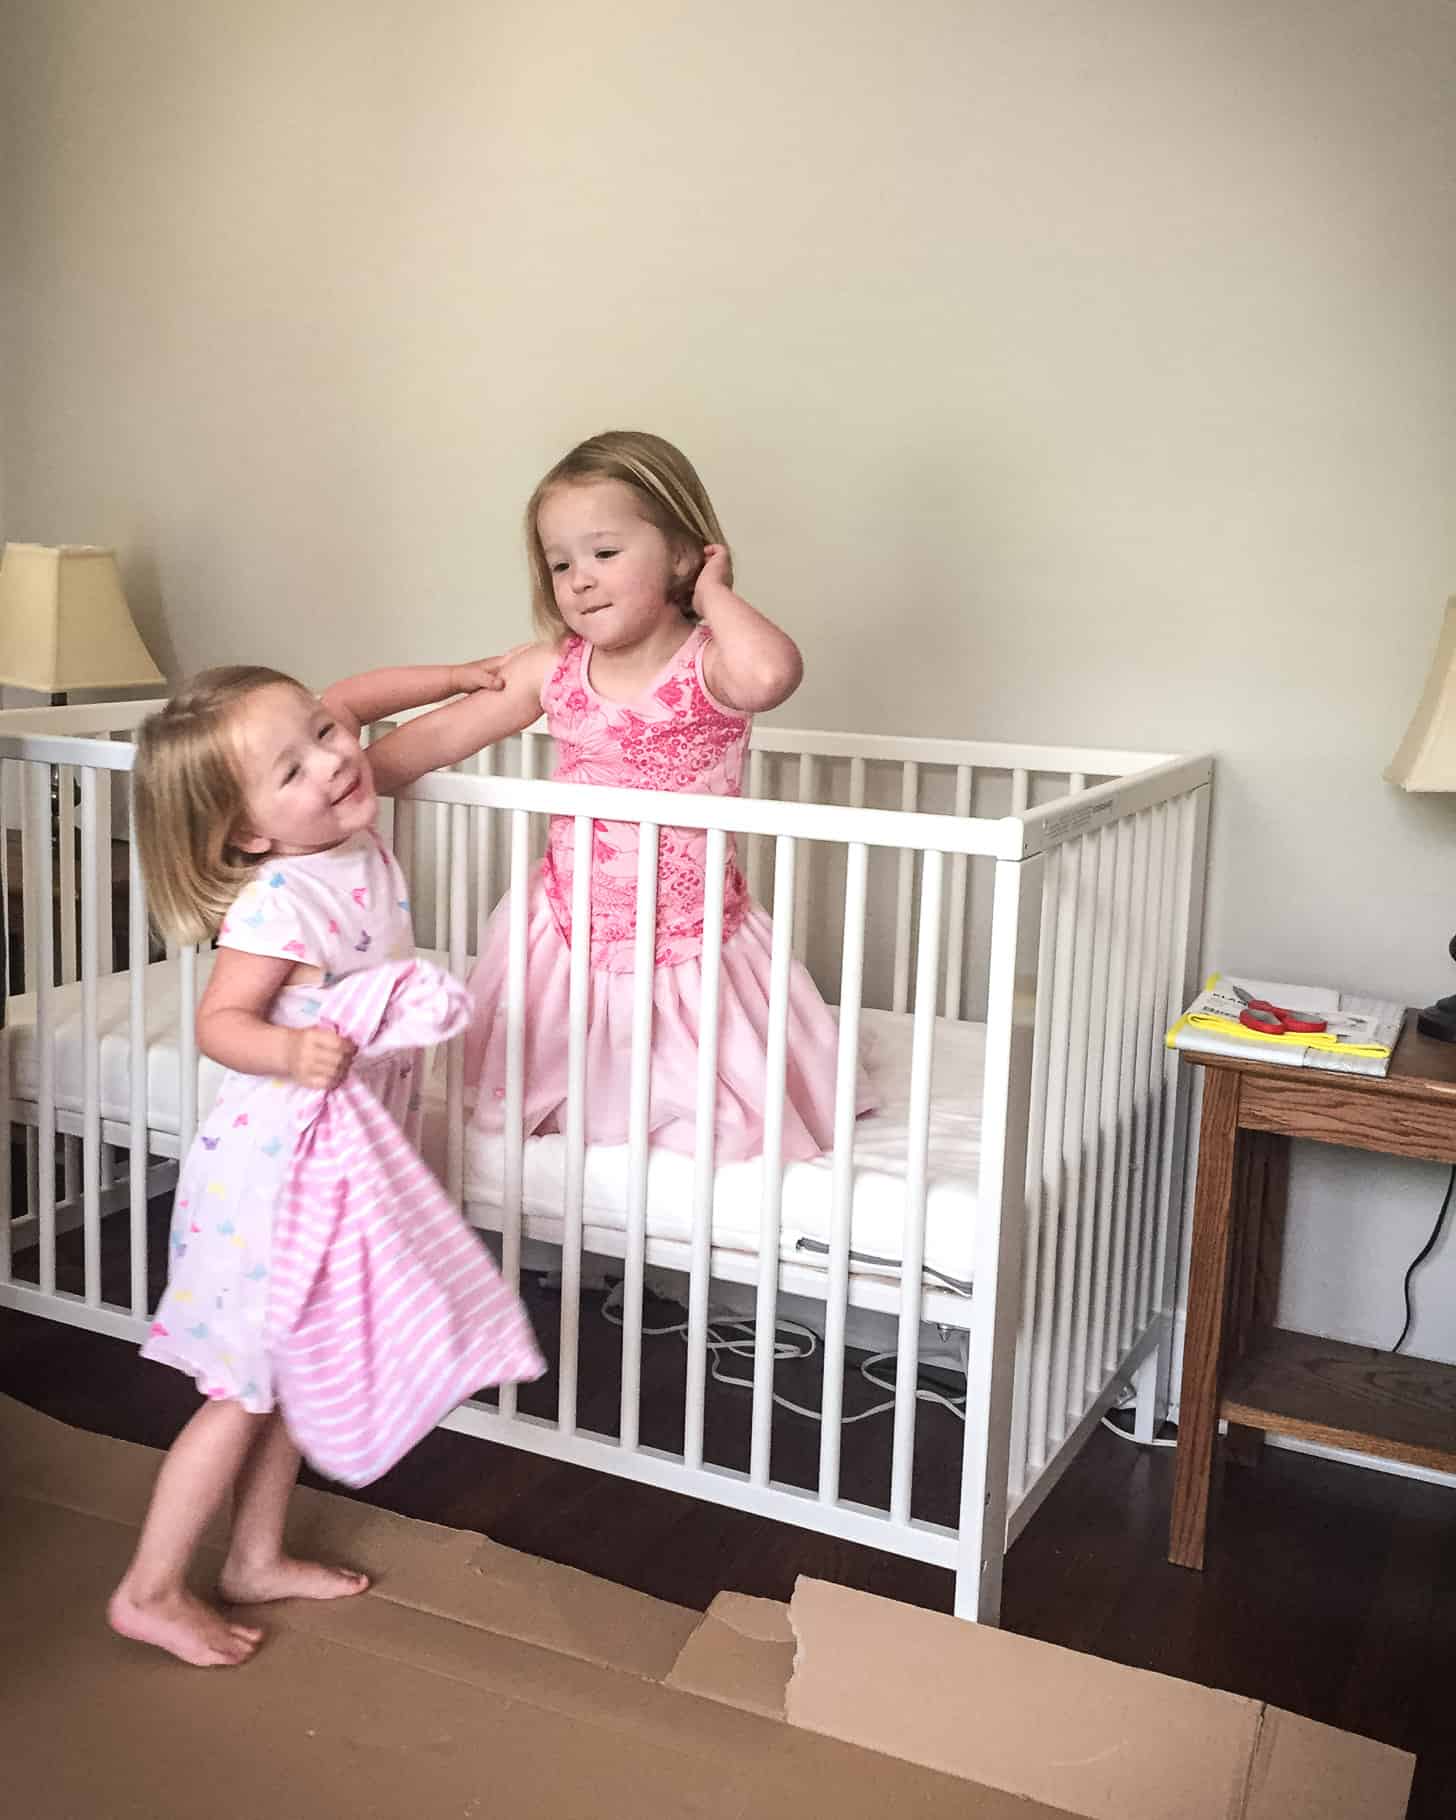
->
[0,1396,1413,1819]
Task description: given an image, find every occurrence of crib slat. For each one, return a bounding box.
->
[1152,793,1203,1317]
[1008,844,1059,1499]
[848,755,867,810]
[793,754,814,964]
[1089,817,1134,1384]
[1026,837,1079,1472]
[818,841,868,1504]
[474,748,496,951]
[1072,824,1117,1402]
[891,764,919,1014]
[0,761,11,995]
[0,762,9,1276]
[0,772,9,1281]
[80,770,102,1306]
[1051,830,1100,1439]
[1011,768,1030,815]
[498,808,531,1421]
[59,764,77,985]
[1126,807,1167,1343]
[559,812,593,1438]
[95,767,114,977]
[1112,811,1153,1356]
[685,828,727,1471]
[750,835,796,1488]
[1137,804,1176,1332]
[747,749,767,902]
[445,806,469,1203]
[128,784,150,1320]
[943,766,974,1018]
[59,762,82,1213]
[620,823,660,1453]
[433,803,450,953]
[891,849,943,1525]
[28,764,57,1296]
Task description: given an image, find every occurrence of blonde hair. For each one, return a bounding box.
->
[133,666,307,944]
[525,430,729,641]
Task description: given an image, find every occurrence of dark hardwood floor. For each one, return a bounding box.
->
[3,1252,1453,1815]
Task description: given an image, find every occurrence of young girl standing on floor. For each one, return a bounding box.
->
[380,430,871,1162]
[110,658,540,1668]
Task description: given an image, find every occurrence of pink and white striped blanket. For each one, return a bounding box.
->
[267,960,543,1485]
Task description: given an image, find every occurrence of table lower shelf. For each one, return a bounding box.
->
[1221,1326,1456,1476]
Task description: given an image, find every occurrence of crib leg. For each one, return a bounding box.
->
[1131,1346,1161,1444]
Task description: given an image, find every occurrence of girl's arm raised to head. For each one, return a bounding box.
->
[196,949,352,1088]
[694,546,804,714]
[320,657,519,737]
[362,643,557,795]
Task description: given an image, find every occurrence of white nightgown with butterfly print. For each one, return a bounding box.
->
[141,828,419,1412]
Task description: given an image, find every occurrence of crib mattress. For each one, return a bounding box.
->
[2,952,228,1136]
[459,1009,985,1296]
[4,960,985,1294]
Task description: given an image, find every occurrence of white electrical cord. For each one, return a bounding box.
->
[1098,1382,1178,1448]
[600,1281,967,1425]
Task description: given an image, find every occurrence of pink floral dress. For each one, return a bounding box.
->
[464,627,872,1163]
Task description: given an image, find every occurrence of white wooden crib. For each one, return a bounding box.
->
[0,699,1211,1623]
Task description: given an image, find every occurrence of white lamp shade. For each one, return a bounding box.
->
[1386,599,1456,791]
[0,542,164,693]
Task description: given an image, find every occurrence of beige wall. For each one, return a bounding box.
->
[4,1,1456,1379]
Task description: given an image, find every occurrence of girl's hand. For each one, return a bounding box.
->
[692,544,735,611]
[285,1026,357,1092]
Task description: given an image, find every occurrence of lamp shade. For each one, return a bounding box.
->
[0,543,164,693]
[1385,599,1456,792]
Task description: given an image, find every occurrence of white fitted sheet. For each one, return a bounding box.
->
[461,1009,985,1295]
[3,952,227,1136]
[4,960,986,1293]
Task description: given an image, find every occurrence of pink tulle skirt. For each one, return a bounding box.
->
[464,872,873,1163]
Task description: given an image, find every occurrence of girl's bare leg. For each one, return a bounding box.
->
[218,1411,369,1605]
[107,1398,267,1667]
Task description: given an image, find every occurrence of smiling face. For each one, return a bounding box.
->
[536,480,696,651]
[230,683,376,857]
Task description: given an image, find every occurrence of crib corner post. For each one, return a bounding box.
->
[954,850,1045,1625]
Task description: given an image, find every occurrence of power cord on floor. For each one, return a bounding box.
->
[1098,1381,1178,1449]
[1392,1163,1455,1354]
[598,1280,968,1425]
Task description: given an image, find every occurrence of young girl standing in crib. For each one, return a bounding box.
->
[109,658,540,1668]
[382,430,871,1161]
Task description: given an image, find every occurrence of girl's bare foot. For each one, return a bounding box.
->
[217,1554,370,1606]
[108,1583,263,1667]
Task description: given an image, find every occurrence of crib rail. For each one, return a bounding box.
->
[0,715,1211,1624]
[389,752,1210,1618]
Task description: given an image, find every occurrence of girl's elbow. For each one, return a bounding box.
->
[746,646,803,712]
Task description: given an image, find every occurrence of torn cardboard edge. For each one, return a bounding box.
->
[1,1396,1413,1820]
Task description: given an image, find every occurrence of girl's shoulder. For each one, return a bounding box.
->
[539,634,587,708]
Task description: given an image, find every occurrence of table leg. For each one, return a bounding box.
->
[1169,1066,1241,1569]
[1225,1131,1289,1468]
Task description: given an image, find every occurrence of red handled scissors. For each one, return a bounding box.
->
[1230,984,1327,1035]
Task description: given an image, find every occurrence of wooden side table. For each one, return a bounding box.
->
[1169,1013,1456,1570]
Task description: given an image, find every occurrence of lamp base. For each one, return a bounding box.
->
[1417,994,1456,1042]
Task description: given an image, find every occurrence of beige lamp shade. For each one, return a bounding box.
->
[0,543,164,693]
[1385,599,1456,791]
